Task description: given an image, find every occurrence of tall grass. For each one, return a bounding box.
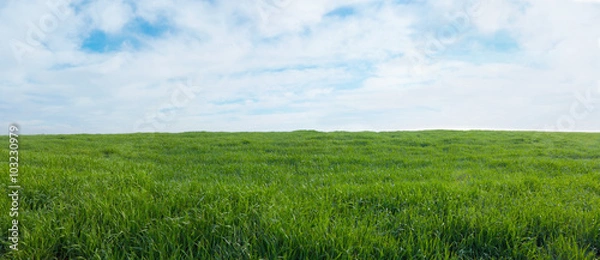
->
[1,130,599,259]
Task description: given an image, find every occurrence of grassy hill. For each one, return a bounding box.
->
[1,130,599,259]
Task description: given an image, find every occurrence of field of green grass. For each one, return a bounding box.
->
[1,130,600,259]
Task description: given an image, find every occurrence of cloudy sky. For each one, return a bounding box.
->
[1,0,599,134]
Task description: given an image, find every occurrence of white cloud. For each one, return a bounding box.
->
[0,0,599,134]
[88,0,133,33]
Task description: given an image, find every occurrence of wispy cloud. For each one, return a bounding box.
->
[1,0,599,134]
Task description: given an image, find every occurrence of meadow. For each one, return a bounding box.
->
[1,130,599,259]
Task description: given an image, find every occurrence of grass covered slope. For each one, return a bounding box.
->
[1,130,600,259]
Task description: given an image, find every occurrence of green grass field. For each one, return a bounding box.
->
[1,130,599,259]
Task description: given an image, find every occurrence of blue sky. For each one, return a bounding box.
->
[1,0,599,134]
